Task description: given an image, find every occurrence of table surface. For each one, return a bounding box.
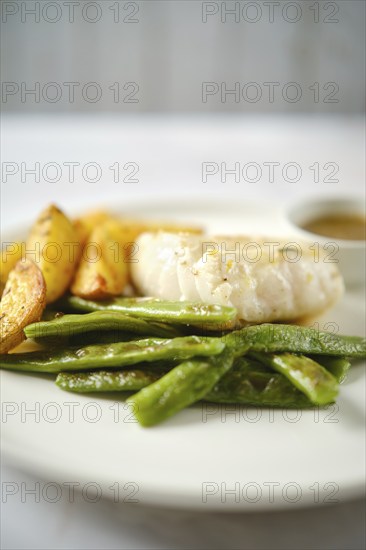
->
[1,113,365,227]
[1,113,365,550]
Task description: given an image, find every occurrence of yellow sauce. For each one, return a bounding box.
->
[301,214,366,241]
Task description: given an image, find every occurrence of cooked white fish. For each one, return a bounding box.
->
[131,232,344,325]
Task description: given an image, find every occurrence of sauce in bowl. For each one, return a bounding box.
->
[287,197,366,286]
[301,213,366,241]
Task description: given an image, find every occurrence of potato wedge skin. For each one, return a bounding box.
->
[0,242,23,293]
[71,221,129,300]
[0,259,46,353]
[26,204,80,303]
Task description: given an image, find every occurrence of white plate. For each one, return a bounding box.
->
[1,199,365,511]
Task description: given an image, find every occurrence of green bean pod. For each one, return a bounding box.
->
[57,369,162,393]
[205,357,313,407]
[251,352,338,405]
[25,311,182,341]
[226,324,366,358]
[0,336,225,374]
[57,295,237,326]
[310,356,351,383]
[56,356,313,409]
[127,348,235,427]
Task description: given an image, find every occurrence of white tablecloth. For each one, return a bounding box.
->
[2,113,364,227]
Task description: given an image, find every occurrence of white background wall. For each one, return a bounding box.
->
[1,0,365,112]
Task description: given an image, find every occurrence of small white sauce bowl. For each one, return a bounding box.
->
[286,197,366,288]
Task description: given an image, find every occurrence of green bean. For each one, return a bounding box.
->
[25,311,181,341]
[205,357,312,407]
[66,331,143,346]
[310,356,351,383]
[56,369,162,393]
[0,336,225,374]
[251,352,338,405]
[53,353,337,410]
[127,348,235,427]
[55,356,312,408]
[226,324,366,358]
[57,295,237,326]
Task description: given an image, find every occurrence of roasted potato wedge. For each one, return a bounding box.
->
[0,241,23,293]
[0,259,46,353]
[71,221,129,300]
[26,204,80,303]
[74,210,202,246]
[73,210,112,248]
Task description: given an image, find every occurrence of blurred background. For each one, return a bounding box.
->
[1,0,365,229]
[1,0,365,113]
[1,0,365,225]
